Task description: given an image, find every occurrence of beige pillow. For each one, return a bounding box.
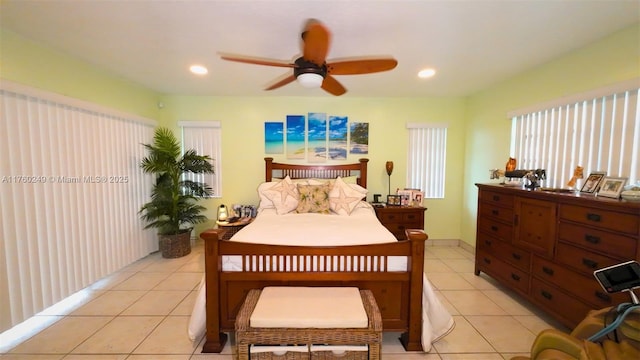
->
[329,177,368,215]
[263,176,299,214]
[296,183,331,214]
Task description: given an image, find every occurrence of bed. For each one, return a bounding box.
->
[195,158,453,353]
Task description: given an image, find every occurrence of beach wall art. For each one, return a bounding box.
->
[263,112,369,162]
[264,122,284,154]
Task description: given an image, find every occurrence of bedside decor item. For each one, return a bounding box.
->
[506,157,517,172]
[217,205,228,222]
[567,165,584,188]
[598,177,627,199]
[387,194,401,206]
[580,171,607,194]
[139,127,214,258]
[385,161,394,195]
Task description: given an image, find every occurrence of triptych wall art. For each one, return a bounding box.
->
[264,113,369,162]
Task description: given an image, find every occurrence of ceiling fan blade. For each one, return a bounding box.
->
[219,53,295,68]
[327,58,398,75]
[265,74,297,91]
[301,19,330,66]
[321,75,347,96]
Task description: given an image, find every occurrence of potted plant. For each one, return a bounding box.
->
[139,127,214,258]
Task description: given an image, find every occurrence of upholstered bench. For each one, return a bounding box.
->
[235,287,382,360]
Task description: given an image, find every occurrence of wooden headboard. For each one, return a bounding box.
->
[264,157,369,188]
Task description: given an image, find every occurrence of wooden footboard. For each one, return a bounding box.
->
[200,229,427,353]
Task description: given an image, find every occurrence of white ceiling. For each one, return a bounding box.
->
[1,0,638,98]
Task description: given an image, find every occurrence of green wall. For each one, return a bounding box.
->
[0,29,161,119]
[2,22,639,246]
[158,95,467,240]
[461,23,640,246]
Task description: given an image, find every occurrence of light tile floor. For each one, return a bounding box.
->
[1,241,568,360]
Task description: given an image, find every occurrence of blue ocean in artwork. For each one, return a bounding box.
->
[287,115,306,159]
[264,122,284,154]
[308,112,327,162]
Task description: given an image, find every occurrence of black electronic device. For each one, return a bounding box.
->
[594,260,640,294]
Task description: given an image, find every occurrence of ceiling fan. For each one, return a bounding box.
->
[219,19,398,96]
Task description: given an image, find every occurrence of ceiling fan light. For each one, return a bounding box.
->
[297,73,324,88]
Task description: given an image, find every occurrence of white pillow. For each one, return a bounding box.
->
[329,177,368,215]
[263,176,300,214]
[257,181,277,211]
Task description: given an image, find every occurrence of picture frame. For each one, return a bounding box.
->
[580,172,607,194]
[387,195,401,206]
[411,190,424,206]
[597,177,627,199]
[396,189,412,206]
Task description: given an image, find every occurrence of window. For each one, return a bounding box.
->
[406,123,448,198]
[179,121,222,197]
[0,81,156,332]
[509,80,639,188]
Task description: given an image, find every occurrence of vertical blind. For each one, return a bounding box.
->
[406,123,448,198]
[510,82,640,188]
[0,82,157,333]
[179,121,222,198]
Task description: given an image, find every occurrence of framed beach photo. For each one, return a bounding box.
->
[580,172,606,194]
[597,177,627,199]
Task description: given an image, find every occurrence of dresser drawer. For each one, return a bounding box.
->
[555,242,620,276]
[558,222,636,259]
[480,190,514,209]
[559,204,639,236]
[478,218,513,243]
[476,251,529,294]
[530,278,593,328]
[377,212,423,225]
[477,231,530,272]
[480,203,514,223]
[531,256,627,309]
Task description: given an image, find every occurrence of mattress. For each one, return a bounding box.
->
[221,203,407,272]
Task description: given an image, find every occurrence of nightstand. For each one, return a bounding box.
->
[374,206,426,240]
[216,218,253,240]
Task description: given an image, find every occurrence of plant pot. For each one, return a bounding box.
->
[158,230,192,258]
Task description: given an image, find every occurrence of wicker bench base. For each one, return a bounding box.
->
[235,289,382,360]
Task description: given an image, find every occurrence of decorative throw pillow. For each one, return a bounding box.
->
[296,183,331,214]
[329,176,368,215]
[257,181,277,211]
[263,176,299,214]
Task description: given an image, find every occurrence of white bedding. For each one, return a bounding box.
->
[188,202,454,351]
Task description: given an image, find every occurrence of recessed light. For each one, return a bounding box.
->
[190,65,208,75]
[418,68,436,79]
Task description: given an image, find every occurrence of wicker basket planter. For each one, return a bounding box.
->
[158,230,191,258]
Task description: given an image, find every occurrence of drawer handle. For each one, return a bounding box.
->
[407,215,416,220]
[511,273,521,281]
[582,258,598,269]
[584,235,601,244]
[491,225,498,232]
[512,253,521,260]
[542,266,554,276]
[586,213,601,222]
[483,258,491,264]
[493,195,500,201]
[491,209,499,216]
[484,239,492,246]
[541,290,553,300]
[595,291,611,302]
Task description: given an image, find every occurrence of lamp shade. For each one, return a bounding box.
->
[385,161,394,176]
[297,73,324,88]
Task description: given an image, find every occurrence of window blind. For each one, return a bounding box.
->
[0,82,157,333]
[406,123,448,198]
[510,83,639,188]
[179,121,222,198]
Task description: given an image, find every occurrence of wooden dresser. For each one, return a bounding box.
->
[475,184,640,328]
[374,206,426,240]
